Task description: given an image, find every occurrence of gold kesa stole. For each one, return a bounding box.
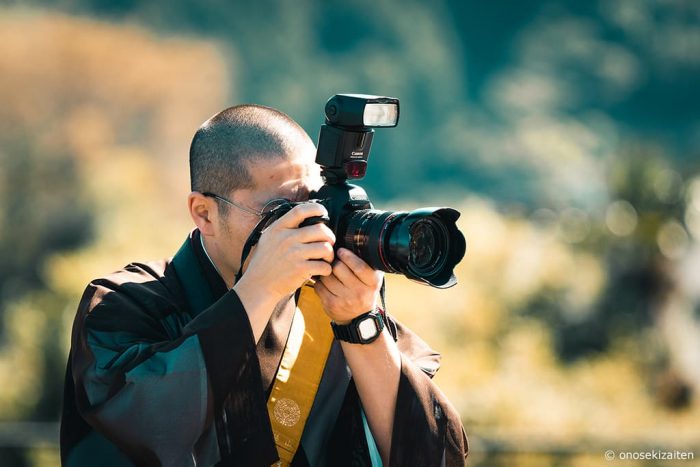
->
[266,284,334,466]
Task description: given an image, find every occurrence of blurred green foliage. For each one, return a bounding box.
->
[0,1,699,466]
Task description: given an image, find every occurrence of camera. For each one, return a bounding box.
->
[274,94,466,289]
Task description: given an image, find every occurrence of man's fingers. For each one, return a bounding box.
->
[295,223,336,245]
[330,257,364,289]
[314,279,336,298]
[275,203,328,229]
[336,248,377,286]
[307,260,333,278]
[298,242,334,264]
[318,273,344,296]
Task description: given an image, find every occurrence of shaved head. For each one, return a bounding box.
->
[189,104,315,214]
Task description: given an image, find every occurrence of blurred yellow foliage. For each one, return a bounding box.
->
[0,8,229,422]
[386,198,699,451]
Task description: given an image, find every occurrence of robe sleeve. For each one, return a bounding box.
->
[388,318,469,467]
[69,263,276,466]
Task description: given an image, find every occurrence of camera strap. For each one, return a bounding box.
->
[266,283,334,466]
[235,209,282,284]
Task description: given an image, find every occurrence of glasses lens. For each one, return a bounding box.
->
[261,198,290,215]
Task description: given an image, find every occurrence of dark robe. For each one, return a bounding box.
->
[60,230,468,466]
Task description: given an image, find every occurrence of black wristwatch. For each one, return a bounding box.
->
[331,309,385,344]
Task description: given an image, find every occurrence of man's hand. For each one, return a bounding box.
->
[234,203,335,342]
[314,248,384,323]
[238,203,336,300]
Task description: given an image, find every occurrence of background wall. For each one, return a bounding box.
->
[0,1,699,465]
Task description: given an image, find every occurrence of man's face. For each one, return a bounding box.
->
[215,149,323,277]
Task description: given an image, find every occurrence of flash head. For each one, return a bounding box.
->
[325,94,399,129]
[317,94,399,182]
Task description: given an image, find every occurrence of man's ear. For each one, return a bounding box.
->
[188,192,217,236]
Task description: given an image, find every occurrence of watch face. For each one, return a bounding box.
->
[358,317,378,340]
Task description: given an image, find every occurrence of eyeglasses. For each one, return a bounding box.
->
[202,192,290,218]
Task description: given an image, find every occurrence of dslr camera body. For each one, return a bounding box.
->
[272,94,466,289]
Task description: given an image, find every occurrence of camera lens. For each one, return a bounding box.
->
[410,221,435,267]
[341,210,397,273]
[339,207,465,288]
[409,218,448,273]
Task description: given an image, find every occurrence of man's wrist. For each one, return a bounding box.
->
[234,275,280,306]
[331,306,377,325]
[328,302,380,325]
[232,276,280,341]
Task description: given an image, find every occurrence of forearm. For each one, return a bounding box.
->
[233,275,283,343]
[341,327,401,465]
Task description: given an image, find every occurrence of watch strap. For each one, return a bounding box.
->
[331,309,385,344]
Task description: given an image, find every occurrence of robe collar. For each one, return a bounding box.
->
[190,229,229,301]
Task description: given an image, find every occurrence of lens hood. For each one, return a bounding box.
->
[389,207,466,288]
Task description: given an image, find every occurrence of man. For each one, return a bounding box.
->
[60,104,468,466]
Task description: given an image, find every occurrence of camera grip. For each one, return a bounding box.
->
[299,214,330,228]
[299,214,332,283]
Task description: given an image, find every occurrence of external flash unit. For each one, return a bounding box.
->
[324,94,400,129]
[316,94,400,182]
